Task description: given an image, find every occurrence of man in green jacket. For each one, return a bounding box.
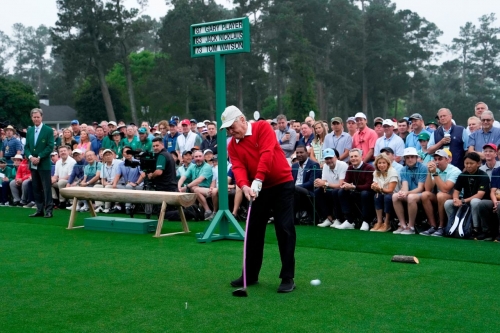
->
[24,108,55,218]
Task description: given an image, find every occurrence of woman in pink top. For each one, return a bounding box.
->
[77,130,91,153]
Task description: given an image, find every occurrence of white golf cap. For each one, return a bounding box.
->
[220,105,244,130]
[203,149,213,155]
[382,119,394,126]
[354,112,367,120]
[72,149,83,155]
[13,154,23,160]
[197,122,206,128]
[403,147,419,156]
[102,149,114,155]
[108,121,117,126]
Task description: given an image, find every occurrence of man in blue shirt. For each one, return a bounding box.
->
[164,121,180,153]
[2,125,23,164]
[467,111,500,160]
[392,147,427,235]
[405,113,431,150]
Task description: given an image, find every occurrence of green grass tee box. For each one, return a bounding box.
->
[1,207,500,332]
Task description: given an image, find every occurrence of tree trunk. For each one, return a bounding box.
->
[92,36,115,121]
[361,0,368,115]
[185,85,189,115]
[95,58,116,121]
[123,55,138,125]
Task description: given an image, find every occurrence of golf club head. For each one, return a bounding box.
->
[232,288,248,297]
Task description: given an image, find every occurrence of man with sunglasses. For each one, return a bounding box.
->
[467,111,500,160]
[420,149,461,237]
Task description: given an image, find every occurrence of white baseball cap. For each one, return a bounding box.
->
[382,119,394,127]
[403,147,418,156]
[108,121,117,126]
[220,105,244,130]
[72,149,83,155]
[354,112,367,120]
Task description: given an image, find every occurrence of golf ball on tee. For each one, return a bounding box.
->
[310,279,321,286]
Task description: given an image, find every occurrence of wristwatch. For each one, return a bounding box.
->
[324,182,329,188]
[461,199,465,205]
[432,173,439,177]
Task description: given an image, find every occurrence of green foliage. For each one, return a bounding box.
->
[3,0,500,128]
[283,54,318,120]
[0,76,38,127]
[74,78,126,123]
[10,24,52,94]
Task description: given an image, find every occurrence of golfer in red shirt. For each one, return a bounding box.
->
[221,105,296,293]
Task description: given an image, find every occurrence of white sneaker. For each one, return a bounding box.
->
[75,205,82,212]
[80,206,89,212]
[337,220,354,230]
[103,208,110,213]
[317,219,332,227]
[330,219,342,228]
[95,206,103,213]
[360,221,370,231]
[66,206,73,210]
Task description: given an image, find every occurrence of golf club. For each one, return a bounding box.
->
[232,198,253,297]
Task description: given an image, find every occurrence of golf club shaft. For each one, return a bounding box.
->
[243,199,253,289]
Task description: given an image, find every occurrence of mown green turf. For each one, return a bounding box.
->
[1,207,500,332]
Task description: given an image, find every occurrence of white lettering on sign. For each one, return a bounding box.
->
[193,32,243,45]
[194,42,244,55]
[194,21,244,35]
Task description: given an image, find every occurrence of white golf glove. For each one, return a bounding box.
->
[251,179,262,198]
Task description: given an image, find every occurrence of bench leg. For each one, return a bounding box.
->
[153,202,191,237]
[154,201,167,237]
[66,197,78,230]
[178,206,190,233]
[87,200,96,217]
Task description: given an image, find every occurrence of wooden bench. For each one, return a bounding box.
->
[60,187,197,237]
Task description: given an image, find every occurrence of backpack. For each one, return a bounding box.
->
[445,203,473,239]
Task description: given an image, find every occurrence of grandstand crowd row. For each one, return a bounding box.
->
[2,102,500,240]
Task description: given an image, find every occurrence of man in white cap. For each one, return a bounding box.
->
[374,119,405,162]
[314,148,348,227]
[392,147,427,235]
[352,112,378,164]
[221,105,296,293]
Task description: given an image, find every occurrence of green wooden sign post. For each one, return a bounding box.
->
[191,17,250,243]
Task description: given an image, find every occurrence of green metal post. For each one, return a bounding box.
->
[196,54,244,242]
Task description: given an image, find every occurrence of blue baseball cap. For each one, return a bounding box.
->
[323,148,339,159]
[71,120,79,125]
[168,120,177,126]
[138,127,148,134]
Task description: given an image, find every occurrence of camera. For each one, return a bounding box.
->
[124,149,156,173]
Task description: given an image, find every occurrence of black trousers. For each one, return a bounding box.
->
[245,181,295,280]
[31,169,53,214]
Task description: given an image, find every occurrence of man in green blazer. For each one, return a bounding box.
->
[24,108,55,218]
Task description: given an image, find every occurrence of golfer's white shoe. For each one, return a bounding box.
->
[337,220,354,230]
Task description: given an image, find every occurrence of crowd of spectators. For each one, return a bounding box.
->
[3,101,500,241]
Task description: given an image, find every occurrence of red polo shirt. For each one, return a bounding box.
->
[228,120,293,189]
[352,126,378,160]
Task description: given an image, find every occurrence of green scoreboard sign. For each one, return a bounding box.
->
[190,17,250,57]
